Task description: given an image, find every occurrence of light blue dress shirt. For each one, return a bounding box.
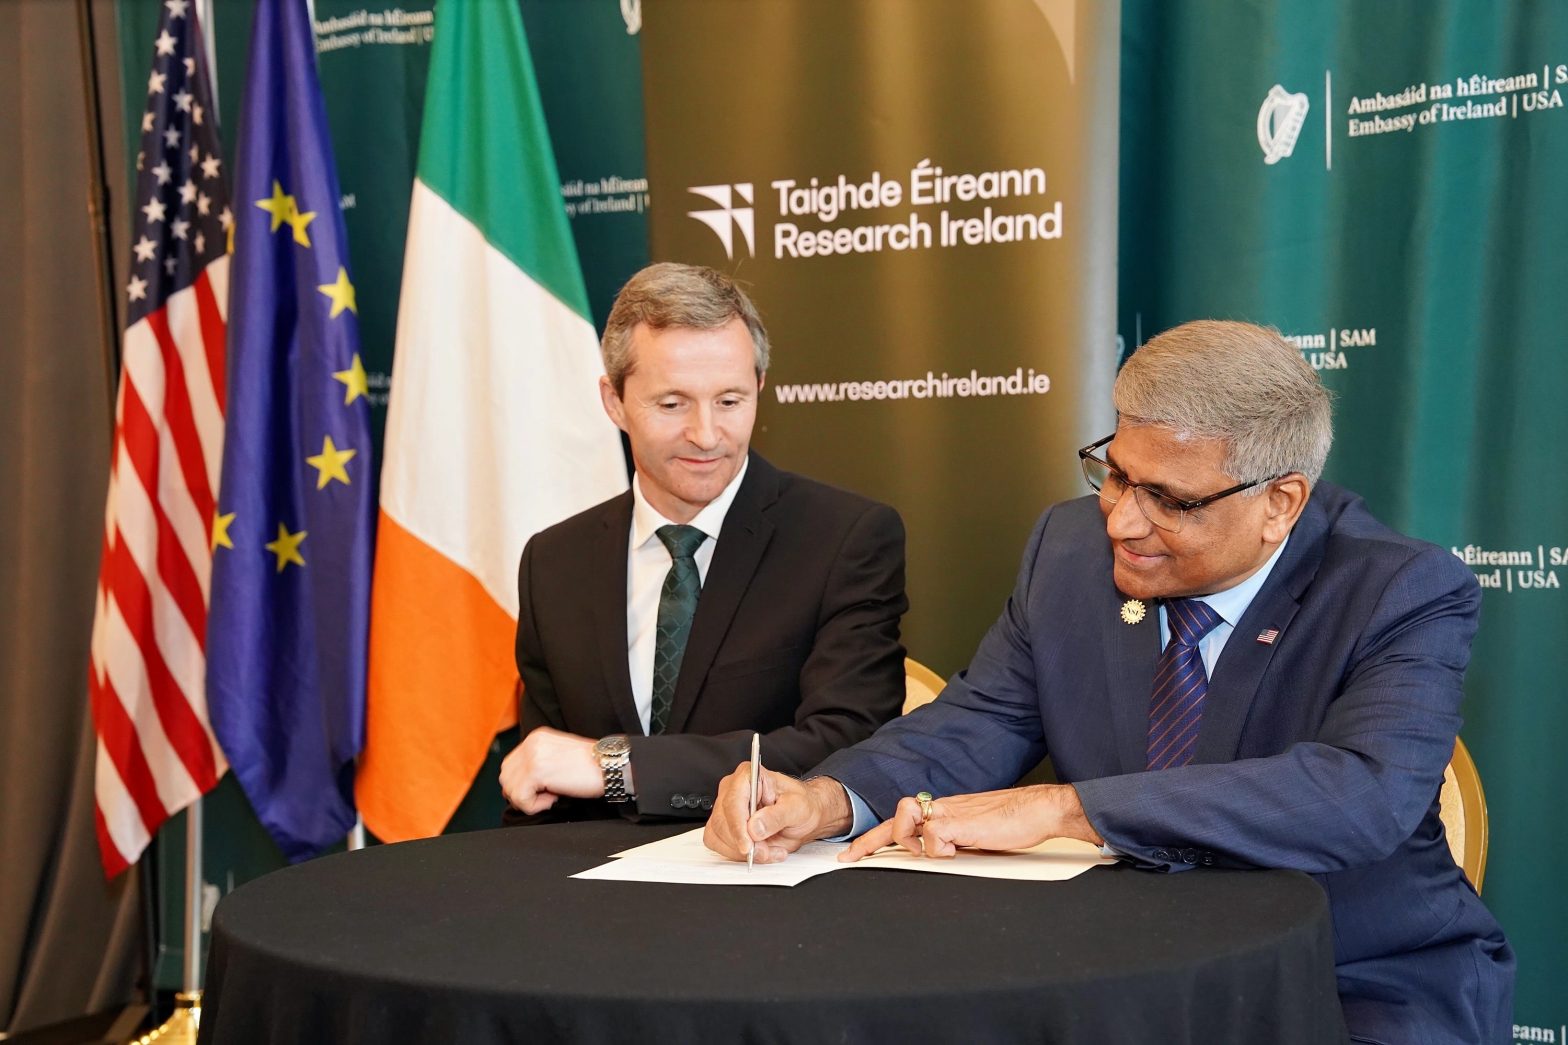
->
[832,535,1293,839]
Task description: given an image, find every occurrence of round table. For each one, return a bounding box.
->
[197,821,1347,1044]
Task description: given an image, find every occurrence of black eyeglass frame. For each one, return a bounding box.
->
[1076,434,1285,528]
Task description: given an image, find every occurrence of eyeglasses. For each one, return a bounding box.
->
[1077,434,1281,533]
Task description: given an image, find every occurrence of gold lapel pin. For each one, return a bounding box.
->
[1120,599,1146,625]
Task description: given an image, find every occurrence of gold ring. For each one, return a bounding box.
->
[916,790,935,822]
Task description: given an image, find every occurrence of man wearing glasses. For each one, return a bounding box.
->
[704,320,1513,1044]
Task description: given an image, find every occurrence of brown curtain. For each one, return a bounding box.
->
[0,0,145,1033]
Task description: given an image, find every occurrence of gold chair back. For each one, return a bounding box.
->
[1439,736,1489,893]
[902,657,945,715]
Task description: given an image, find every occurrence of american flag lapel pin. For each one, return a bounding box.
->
[1256,628,1280,645]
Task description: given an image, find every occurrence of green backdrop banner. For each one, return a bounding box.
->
[1119,3,1566,1037]
[641,0,1121,677]
[518,0,650,331]
[311,0,435,434]
[115,0,648,989]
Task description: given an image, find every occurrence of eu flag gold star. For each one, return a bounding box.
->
[333,354,370,406]
[264,523,307,572]
[254,180,317,247]
[305,435,357,489]
[211,511,236,551]
[255,180,295,234]
[317,267,357,318]
[285,203,317,247]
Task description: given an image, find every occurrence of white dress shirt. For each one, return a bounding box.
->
[625,458,749,735]
[1157,534,1290,677]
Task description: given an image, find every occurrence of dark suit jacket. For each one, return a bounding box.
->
[513,453,907,822]
[816,484,1513,1045]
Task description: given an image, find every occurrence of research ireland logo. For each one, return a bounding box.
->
[681,160,1064,261]
[1258,84,1310,164]
[687,184,755,260]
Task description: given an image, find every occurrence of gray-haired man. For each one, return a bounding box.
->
[706,320,1513,1044]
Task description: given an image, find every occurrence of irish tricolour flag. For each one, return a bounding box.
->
[357,0,627,841]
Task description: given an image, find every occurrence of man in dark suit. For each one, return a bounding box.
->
[499,263,906,823]
[705,320,1514,1044]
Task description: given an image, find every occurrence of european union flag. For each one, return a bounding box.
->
[206,0,375,861]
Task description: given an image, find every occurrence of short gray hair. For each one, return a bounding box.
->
[1114,320,1333,486]
[601,263,769,396]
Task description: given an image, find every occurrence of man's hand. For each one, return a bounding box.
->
[703,765,852,863]
[841,784,1104,862]
[498,727,603,814]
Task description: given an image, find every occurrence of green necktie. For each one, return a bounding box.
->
[650,524,706,734]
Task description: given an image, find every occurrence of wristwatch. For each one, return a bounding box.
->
[594,734,633,803]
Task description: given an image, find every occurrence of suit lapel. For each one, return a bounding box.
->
[590,492,644,737]
[665,455,778,733]
[1194,498,1328,763]
[1102,567,1162,774]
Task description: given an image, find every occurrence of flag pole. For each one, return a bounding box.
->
[185,797,206,991]
[128,803,205,1044]
[198,0,219,113]
[183,0,215,1001]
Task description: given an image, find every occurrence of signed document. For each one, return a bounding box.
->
[571,828,1114,887]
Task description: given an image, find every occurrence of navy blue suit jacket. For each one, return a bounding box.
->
[816,484,1513,1044]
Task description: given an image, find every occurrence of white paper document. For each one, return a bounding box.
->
[573,829,845,886]
[572,828,1114,887]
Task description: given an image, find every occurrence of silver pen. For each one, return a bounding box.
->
[746,732,760,871]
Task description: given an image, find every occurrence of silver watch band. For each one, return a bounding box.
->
[595,735,633,803]
[602,754,631,802]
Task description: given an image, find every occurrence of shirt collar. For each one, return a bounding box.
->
[631,456,751,550]
[1193,534,1291,628]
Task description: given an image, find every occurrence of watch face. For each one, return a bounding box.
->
[594,735,630,758]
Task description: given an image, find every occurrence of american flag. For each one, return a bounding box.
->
[88,0,232,877]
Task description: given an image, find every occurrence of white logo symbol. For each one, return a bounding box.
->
[687,184,755,260]
[620,0,640,35]
[1257,85,1310,164]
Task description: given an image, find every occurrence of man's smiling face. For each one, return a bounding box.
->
[1100,425,1291,600]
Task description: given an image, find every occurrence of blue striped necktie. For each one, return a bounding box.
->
[1147,598,1223,770]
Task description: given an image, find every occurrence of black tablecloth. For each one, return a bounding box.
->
[198,821,1347,1044]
